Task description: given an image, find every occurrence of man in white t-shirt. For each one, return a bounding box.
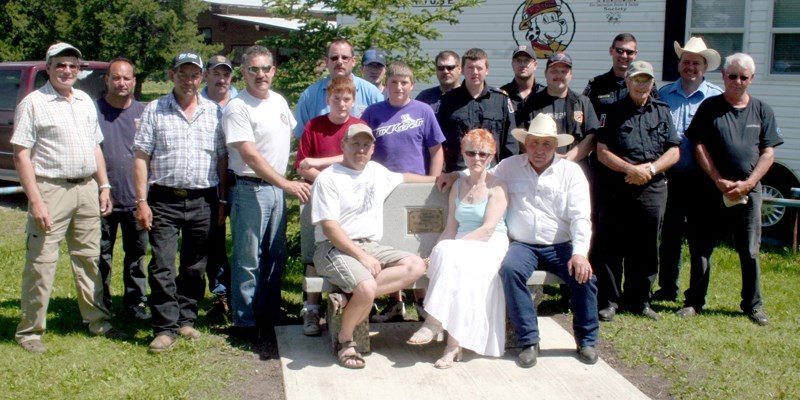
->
[312,123,434,369]
[223,45,312,341]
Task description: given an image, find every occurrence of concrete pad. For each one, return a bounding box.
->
[276,318,649,400]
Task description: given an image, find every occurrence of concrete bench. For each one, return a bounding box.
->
[301,182,565,353]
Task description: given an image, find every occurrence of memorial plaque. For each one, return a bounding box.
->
[406,207,444,234]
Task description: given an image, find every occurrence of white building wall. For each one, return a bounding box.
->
[341,0,800,183]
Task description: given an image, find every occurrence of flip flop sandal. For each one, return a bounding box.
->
[336,340,365,369]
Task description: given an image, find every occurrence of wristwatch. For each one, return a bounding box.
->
[648,164,657,175]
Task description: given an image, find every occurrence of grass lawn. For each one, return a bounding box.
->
[1,194,799,398]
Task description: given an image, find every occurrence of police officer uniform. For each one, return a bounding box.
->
[437,83,517,172]
[583,68,659,127]
[500,80,545,128]
[595,94,680,315]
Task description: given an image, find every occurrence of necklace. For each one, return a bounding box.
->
[464,180,484,203]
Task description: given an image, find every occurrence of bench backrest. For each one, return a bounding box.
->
[300,183,450,261]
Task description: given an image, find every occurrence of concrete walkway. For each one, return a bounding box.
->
[275,318,649,400]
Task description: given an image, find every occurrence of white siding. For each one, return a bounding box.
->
[340,0,800,182]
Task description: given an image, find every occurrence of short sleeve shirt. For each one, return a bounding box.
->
[360,99,445,175]
[224,89,295,177]
[311,161,403,243]
[133,92,226,189]
[294,115,366,178]
[685,95,783,181]
[97,97,146,210]
[11,82,103,179]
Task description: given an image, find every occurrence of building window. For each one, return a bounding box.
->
[771,0,800,74]
[201,28,212,45]
[687,0,746,69]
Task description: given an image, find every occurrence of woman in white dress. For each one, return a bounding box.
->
[406,128,509,368]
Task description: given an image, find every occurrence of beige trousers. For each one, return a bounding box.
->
[15,178,112,343]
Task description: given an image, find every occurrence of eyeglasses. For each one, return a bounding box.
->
[464,150,491,159]
[247,65,273,75]
[436,65,457,72]
[727,74,751,81]
[329,55,352,62]
[54,62,79,71]
[613,47,637,56]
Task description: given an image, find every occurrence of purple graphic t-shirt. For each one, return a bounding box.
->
[360,99,445,175]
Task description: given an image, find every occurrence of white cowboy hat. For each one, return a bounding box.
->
[512,114,575,147]
[674,37,721,71]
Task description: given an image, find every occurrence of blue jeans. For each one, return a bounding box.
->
[100,210,149,311]
[230,180,287,328]
[500,241,599,348]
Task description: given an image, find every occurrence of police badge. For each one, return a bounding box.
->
[573,110,583,124]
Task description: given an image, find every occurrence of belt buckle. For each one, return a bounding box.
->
[174,189,188,198]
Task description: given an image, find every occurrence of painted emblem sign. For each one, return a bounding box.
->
[512,0,576,59]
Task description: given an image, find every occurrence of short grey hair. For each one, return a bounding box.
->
[723,53,756,74]
[242,45,273,67]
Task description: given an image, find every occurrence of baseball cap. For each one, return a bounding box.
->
[626,60,655,79]
[512,45,536,59]
[206,55,233,70]
[361,49,387,66]
[546,52,573,69]
[46,42,82,63]
[172,52,203,70]
[345,123,375,140]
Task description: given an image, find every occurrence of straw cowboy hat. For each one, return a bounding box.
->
[674,37,721,71]
[512,114,575,147]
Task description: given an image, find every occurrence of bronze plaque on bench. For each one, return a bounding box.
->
[407,207,444,234]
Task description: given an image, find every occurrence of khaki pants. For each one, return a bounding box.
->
[15,178,111,344]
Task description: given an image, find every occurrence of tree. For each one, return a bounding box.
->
[261,0,482,105]
[0,0,221,97]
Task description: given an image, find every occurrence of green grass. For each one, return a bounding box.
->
[1,195,799,399]
[0,201,269,400]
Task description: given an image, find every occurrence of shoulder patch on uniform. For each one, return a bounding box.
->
[573,110,583,124]
[490,87,509,96]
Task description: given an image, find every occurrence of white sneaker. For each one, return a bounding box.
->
[303,309,321,336]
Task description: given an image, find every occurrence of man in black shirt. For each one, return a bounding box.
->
[682,53,782,326]
[437,48,515,172]
[595,61,680,322]
[500,45,545,127]
[416,50,462,113]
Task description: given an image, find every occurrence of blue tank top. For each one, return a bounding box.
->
[455,179,508,235]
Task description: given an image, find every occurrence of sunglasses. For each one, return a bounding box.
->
[437,65,457,72]
[329,55,352,62]
[613,47,637,56]
[727,74,751,81]
[465,150,491,159]
[247,65,273,75]
[54,62,79,71]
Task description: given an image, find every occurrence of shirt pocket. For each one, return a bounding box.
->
[537,184,568,216]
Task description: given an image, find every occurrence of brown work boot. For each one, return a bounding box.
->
[149,334,177,353]
[178,326,201,339]
[20,339,46,354]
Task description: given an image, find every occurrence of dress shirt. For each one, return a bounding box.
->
[490,154,592,257]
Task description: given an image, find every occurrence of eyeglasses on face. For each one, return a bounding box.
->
[329,55,352,62]
[613,47,637,56]
[464,150,491,159]
[727,74,751,82]
[247,65,273,75]
[436,65,457,72]
[54,62,79,71]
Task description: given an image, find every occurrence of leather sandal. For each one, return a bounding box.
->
[434,345,463,369]
[336,340,365,369]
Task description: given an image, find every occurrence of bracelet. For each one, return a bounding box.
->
[219,200,228,205]
[135,198,147,205]
[99,184,112,190]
